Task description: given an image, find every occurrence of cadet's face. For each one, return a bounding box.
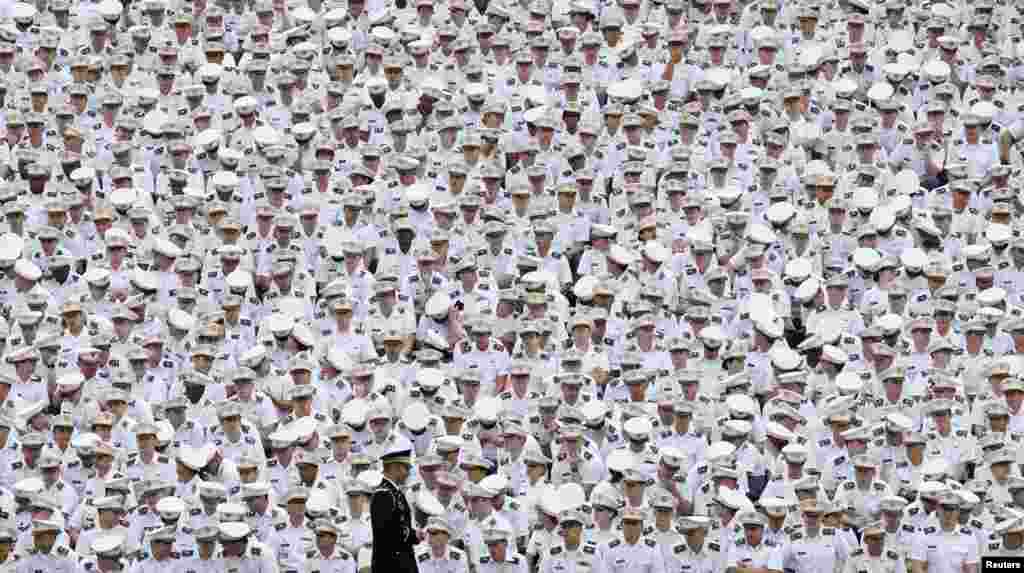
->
[95,452,113,474]
[343,493,365,515]
[993,462,1012,481]
[1009,390,1024,412]
[40,237,58,255]
[369,417,389,438]
[297,464,319,486]
[988,414,1009,433]
[22,446,40,466]
[1013,489,1024,508]
[222,415,242,437]
[222,539,246,558]
[563,523,583,546]
[33,531,58,552]
[487,541,507,562]
[314,531,338,553]
[858,533,884,556]
[109,400,127,418]
[238,467,258,483]
[40,466,61,487]
[165,407,186,427]
[196,540,216,559]
[14,359,35,379]
[940,505,960,528]
[286,499,306,518]
[233,381,253,400]
[467,467,486,483]
[176,461,197,483]
[192,355,212,371]
[621,519,644,542]
[428,531,449,550]
[247,494,268,514]
[97,507,117,528]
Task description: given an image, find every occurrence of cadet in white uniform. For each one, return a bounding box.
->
[909,494,979,573]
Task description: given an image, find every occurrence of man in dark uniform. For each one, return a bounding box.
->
[371,433,419,573]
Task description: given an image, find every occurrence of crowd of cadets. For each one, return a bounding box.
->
[4,0,1024,570]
